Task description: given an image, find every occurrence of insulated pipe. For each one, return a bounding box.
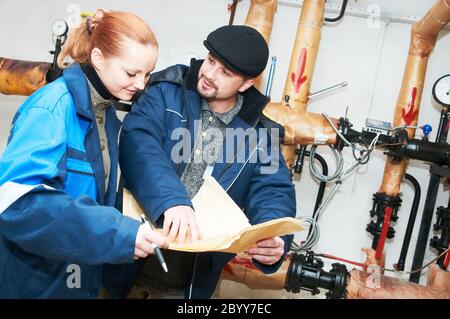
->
[281,0,324,110]
[263,102,337,145]
[261,0,337,168]
[346,268,450,299]
[244,0,277,90]
[379,0,450,196]
[0,57,50,96]
[222,251,450,299]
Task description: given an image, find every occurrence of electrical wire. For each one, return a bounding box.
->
[322,113,366,152]
[315,248,450,275]
[295,114,381,251]
[310,113,380,183]
[309,145,344,182]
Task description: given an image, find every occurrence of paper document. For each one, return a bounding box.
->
[123,176,303,253]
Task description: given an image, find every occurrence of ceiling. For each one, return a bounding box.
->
[326,0,437,18]
[281,0,440,20]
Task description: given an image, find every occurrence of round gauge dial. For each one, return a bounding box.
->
[432,74,450,107]
[51,19,68,37]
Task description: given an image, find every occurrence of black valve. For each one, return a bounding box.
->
[366,192,402,249]
[430,206,450,269]
[285,251,348,299]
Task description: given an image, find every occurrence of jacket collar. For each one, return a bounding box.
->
[62,63,94,120]
[183,59,270,127]
[81,63,115,100]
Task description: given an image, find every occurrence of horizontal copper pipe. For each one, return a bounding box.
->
[221,253,449,298]
[346,268,449,299]
[264,102,337,145]
[0,57,50,96]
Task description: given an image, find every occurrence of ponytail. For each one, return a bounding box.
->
[57,9,158,68]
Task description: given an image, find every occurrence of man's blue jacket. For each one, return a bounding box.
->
[120,59,296,298]
[0,64,140,298]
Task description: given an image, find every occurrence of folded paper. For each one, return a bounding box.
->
[123,175,303,253]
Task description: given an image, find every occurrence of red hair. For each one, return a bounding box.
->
[58,10,158,68]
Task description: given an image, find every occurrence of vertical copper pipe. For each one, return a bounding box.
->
[244,0,277,90]
[262,0,333,168]
[379,0,450,195]
[282,0,324,112]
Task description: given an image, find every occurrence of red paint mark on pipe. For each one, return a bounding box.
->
[375,207,393,260]
[224,256,258,275]
[402,87,419,125]
[291,48,308,94]
[223,263,235,275]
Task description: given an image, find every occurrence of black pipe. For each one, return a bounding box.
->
[395,173,421,271]
[303,151,328,239]
[293,145,308,175]
[324,0,348,23]
[399,139,450,166]
[309,152,328,217]
[228,0,238,26]
[410,107,449,283]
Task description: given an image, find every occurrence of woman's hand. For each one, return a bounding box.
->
[134,222,168,260]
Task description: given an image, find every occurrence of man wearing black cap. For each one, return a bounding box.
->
[119,25,296,299]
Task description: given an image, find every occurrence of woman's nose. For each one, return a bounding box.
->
[134,75,146,90]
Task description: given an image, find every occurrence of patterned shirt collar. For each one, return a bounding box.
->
[201,94,243,125]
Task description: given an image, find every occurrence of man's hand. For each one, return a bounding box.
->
[134,222,168,260]
[163,205,201,243]
[247,236,285,265]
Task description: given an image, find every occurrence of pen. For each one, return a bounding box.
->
[140,214,168,273]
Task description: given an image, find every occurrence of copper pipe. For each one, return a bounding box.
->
[222,253,450,298]
[0,57,50,96]
[379,0,450,195]
[281,0,324,112]
[221,254,291,290]
[261,0,337,168]
[244,0,277,90]
[264,102,337,145]
[346,268,450,299]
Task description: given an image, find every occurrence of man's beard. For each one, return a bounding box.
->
[197,75,217,99]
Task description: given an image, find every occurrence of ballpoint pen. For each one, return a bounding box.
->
[140,214,168,273]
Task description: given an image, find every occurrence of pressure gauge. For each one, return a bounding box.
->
[432,74,450,107]
[51,19,68,37]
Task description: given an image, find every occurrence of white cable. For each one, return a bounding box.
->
[322,113,366,152]
[309,144,344,182]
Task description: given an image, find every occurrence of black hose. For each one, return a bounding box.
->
[305,151,328,238]
[312,153,328,216]
[395,173,421,271]
[324,0,348,23]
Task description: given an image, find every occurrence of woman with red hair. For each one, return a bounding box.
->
[0,10,165,298]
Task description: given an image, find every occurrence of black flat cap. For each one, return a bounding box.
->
[203,25,269,78]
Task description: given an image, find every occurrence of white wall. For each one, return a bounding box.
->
[1,0,449,297]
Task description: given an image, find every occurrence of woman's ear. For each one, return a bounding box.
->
[90,47,105,71]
